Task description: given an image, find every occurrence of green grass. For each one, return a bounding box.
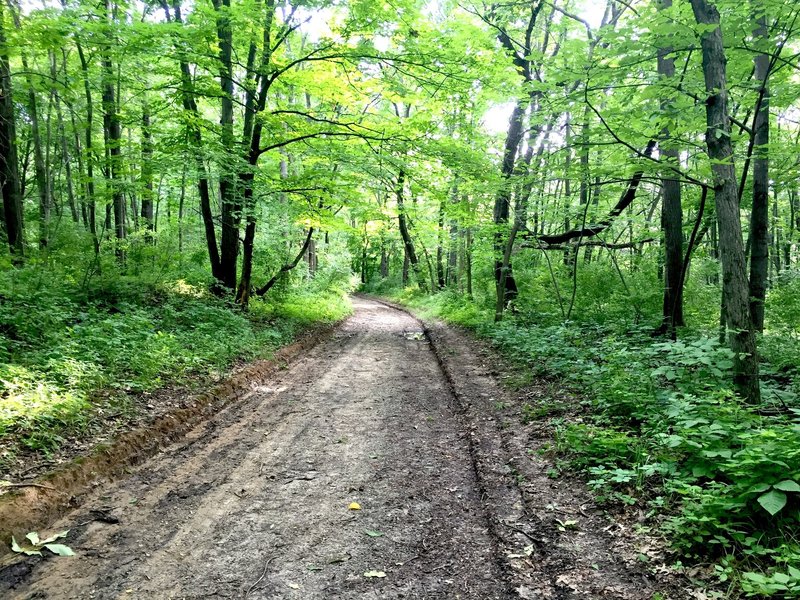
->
[0,267,352,471]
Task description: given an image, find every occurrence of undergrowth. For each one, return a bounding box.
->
[0,262,352,473]
[380,285,800,598]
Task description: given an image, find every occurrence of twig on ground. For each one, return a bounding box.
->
[501,521,543,545]
[245,554,277,597]
[1,482,59,492]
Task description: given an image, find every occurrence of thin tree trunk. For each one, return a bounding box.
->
[13,39,49,248]
[748,8,770,332]
[101,0,125,262]
[255,228,314,296]
[140,101,155,240]
[212,0,239,291]
[76,41,99,256]
[493,101,525,314]
[162,0,221,282]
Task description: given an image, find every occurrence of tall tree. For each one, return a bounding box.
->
[101,0,125,261]
[656,0,684,336]
[689,0,760,403]
[748,7,770,332]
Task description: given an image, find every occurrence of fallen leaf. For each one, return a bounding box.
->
[287,582,300,589]
[348,502,361,510]
[363,570,386,578]
[364,530,383,537]
[43,544,75,557]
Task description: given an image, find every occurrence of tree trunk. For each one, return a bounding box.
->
[493,101,525,313]
[690,0,760,403]
[657,0,684,336]
[212,0,240,291]
[163,0,221,283]
[436,196,446,289]
[140,101,155,240]
[747,9,769,332]
[102,0,125,262]
[0,3,23,256]
[18,53,49,249]
[49,50,78,224]
[75,41,99,256]
[255,228,314,297]
[396,169,427,291]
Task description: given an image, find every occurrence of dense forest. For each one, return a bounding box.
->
[1,0,800,594]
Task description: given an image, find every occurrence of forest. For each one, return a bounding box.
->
[1,0,800,595]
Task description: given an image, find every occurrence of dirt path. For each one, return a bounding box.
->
[3,298,510,599]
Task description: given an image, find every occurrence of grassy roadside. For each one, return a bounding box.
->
[381,287,800,598]
[0,269,352,476]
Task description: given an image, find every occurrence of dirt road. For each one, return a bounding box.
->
[5,298,512,599]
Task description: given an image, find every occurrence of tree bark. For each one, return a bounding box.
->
[255,228,314,296]
[101,0,125,262]
[76,42,99,257]
[163,0,222,283]
[0,3,23,256]
[140,101,155,240]
[690,0,760,403]
[493,101,525,313]
[656,0,684,336]
[396,169,427,291]
[748,9,769,332]
[212,0,239,290]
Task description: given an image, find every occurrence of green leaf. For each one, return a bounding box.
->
[25,532,40,546]
[773,480,800,493]
[44,544,75,557]
[364,530,383,537]
[757,489,787,516]
[748,483,771,494]
[363,570,386,578]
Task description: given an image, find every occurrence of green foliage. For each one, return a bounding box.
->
[0,262,351,468]
[389,285,800,596]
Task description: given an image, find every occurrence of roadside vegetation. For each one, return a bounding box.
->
[0,253,352,474]
[372,280,800,597]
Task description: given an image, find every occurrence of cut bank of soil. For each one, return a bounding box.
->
[1,298,690,599]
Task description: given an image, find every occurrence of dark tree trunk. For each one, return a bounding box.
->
[140,102,155,240]
[436,196,446,289]
[76,41,99,256]
[690,0,760,403]
[234,0,276,306]
[18,53,49,249]
[102,0,125,262]
[212,0,239,291]
[0,3,23,256]
[396,169,427,291]
[380,242,389,278]
[748,9,769,332]
[163,0,221,283]
[657,0,684,336]
[255,228,314,297]
[493,102,525,312]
